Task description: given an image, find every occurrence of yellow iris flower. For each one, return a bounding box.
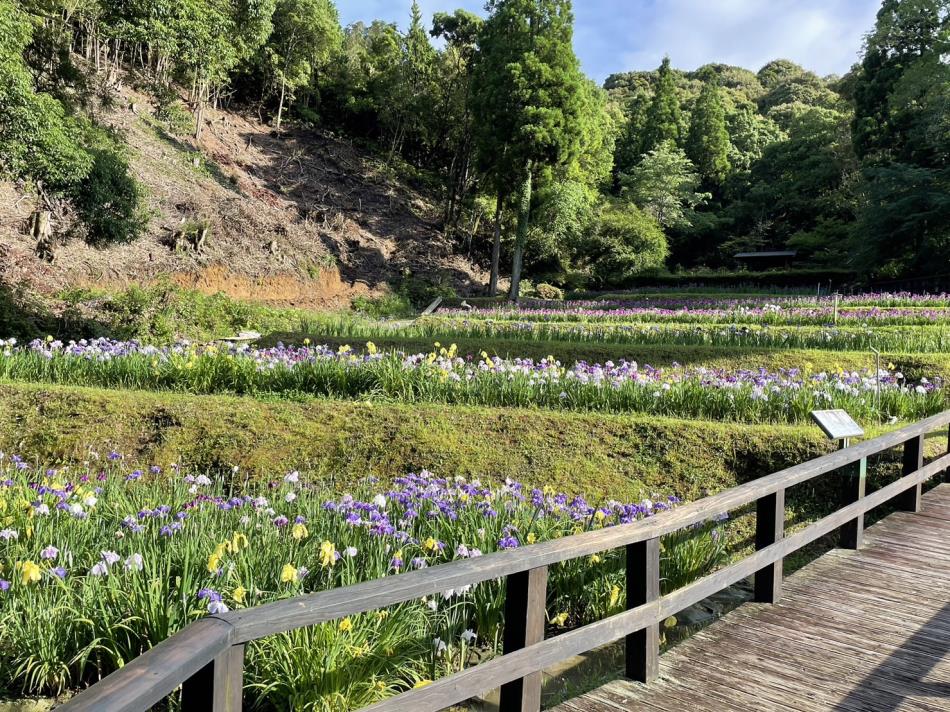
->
[280,564,298,583]
[19,560,41,585]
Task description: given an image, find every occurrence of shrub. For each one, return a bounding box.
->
[587,203,669,287]
[151,83,193,137]
[351,294,414,319]
[535,283,565,301]
[72,146,148,246]
[392,274,458,311]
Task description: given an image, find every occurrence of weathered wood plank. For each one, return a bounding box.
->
[225,428,950,642]
[58,619,234,712]
[754,489,784,602]
[556,485,950,712]
[499,566,547,712]
[625,537,659,683]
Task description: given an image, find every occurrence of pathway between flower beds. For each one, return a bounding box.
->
[554,484,950,712]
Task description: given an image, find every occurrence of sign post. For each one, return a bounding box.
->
[811,409,866,549]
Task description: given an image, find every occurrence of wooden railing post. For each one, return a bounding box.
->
[625,537,660,684]
[499,566,548,712]
[181,644,244,712]
[839,456,867,549]
[897,435,924,512]
[944,425,949,484]
[754,490,784,603]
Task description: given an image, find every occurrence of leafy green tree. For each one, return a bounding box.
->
[756,59,807,89]
[640,57,684,155]
[583,201,668,286]
[852,0,946,161]
[471,0,586,300]
[390,1,438,160]
[726,104,784,173]
[265,0,341,132]
[850,0,950,277]
[733,104,857,261]
[431,10,484,235]
[621,140,709,229]
[686,81,731,184]
[0,0,91,187]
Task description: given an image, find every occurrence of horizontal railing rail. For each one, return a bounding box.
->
[59,411,950,712]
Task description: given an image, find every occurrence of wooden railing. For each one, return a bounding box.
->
[58,411,950,712]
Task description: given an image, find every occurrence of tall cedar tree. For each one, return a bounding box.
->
[851,0,950,278]
[639,57,684,156]
[471,0,586,300]
[852,0,945,161]
[686,81,731,185]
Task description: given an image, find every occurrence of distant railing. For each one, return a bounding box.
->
[59,411,950,712]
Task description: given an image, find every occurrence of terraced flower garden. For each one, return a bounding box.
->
[0,288,946,708]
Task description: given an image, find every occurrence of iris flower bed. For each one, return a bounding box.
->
[0,338,942,424]
[437,305,950,326]
[410,317,950,353]
[516,292,950,310]
[0,454,726,708]
[576,287,950,307]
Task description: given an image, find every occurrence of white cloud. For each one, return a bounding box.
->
[609,0,879,77]
[338,0,882,81]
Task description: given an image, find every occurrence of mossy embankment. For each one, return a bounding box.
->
[0,381,835,500]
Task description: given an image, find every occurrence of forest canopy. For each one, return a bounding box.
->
[2,0,948,293]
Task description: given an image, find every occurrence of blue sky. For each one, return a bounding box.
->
[338,0,881,81]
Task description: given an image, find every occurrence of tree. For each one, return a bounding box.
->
[621,140,709,229]
[852,0,946,161]
[686,81,731,185]
[265,0,341,133]
[640,57,684,155]
[431,10,484,236]
[583,202,668,287]
[471,0,586,301]
[850,0,950,277]
[0,0,92,187]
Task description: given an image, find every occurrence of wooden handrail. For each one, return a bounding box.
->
[58,411,950,712]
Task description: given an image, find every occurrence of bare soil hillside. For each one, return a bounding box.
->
[0,79,486,308]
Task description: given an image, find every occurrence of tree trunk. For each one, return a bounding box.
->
[489,189,505,296]
[508,163,533,303]
[275,77,286,134]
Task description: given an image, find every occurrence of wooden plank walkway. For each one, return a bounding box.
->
[554,484,950,712]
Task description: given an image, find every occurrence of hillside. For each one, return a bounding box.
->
[0,78,486,308]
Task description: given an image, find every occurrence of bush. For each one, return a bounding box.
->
[535,283,565,300]
[392,274,458,311]
[587,203,669,287]
[351,293,414,319]
[73,146,148,246]
[150,83,193,137]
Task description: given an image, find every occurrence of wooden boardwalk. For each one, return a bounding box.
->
[555,484,950,712]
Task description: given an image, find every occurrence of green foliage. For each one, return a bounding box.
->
[471,0,589,300]
[849,0,950,279]
[640,57,685,155]
[73,145,148,246]
[149,83,193,136]
[89,284,318,342]
[264,0,341,130]
[0,0,91,188]
[535,283,565,301]
[621,141,709,229]
[584,202,668,287]
[686,81,731,184]
[351,293,414,319]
